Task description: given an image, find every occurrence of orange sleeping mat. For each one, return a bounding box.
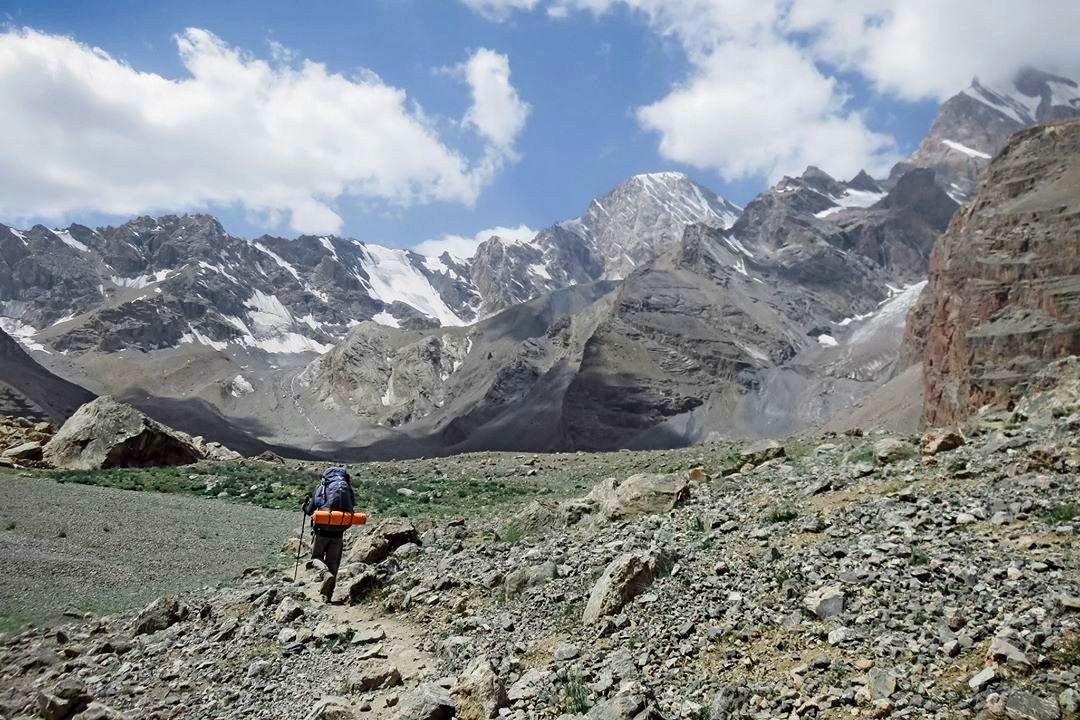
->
[312,510,368,527]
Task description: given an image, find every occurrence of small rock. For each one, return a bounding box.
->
[969,668,997,691]
[803,585,845,619]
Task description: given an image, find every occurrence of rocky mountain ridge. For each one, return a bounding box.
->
[892,68,1080,202]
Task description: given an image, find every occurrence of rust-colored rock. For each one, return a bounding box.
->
[902,119,1080,426]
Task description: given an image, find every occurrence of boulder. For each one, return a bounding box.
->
[347,660,402,692]
[921,429,965,455]
[507,669,552,702]
[131,596,186,636]
[80,702,130,720]
[709,685,750,717]
[306,697,357,720]
[44,397,202,470]
[803,586,845,619]
[393,683,456,720]
[451,658,508,720]
[585,687,664,719]
[346,518,420,565]
[587,473,690,521]
[738,439,786,466]
[1004,691,1061,720]
[988,636,1031,668]
[274,597,305,623]
[37,678,94,720]
[503,561,558,598]
[1,440,43,462]
[583,551,672,625]
[873,438,914,465]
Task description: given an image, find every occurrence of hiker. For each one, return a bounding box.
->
[302,466,356,602]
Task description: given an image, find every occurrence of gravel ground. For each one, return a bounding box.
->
[0,472,297,631]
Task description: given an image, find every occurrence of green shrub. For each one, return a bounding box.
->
[560,672,590,715]
[765,505,798,523]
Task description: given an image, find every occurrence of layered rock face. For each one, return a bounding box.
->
[906,119,1080,426]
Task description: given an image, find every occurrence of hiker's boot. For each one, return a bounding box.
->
[320,574,336,602]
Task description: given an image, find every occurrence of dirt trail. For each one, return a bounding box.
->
[298,566,436,716]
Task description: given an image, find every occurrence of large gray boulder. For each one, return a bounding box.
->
[583,551,672,625]
[393,684,456,720]
[346,518,421,565]
[587,473,690,521]
[43,397,203,470]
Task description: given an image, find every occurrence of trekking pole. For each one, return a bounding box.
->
[292,512,307,582]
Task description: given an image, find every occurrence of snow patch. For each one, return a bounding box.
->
[0,317,48,353]
[372,311,400,328]
[181,328,228,352]
[360,245,464,327]
[245,290,293,331]
[723,236,755,258]
[50,314,76,327]
[252,242,301,280]
[529,263,552,280]
[848,281,927,345]
[238,333,332,355]
[8,228,27,245]
[197,261,241,285]
[942,139,991,160]
[817,334,838,347]
[319,237,339,260]
[50,228,91,253]
[422,256,445,274]
[112,269,172,289]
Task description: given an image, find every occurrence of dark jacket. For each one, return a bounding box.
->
[304,467,356,537]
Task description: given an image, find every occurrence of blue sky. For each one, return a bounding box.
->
[0,0,1071,251]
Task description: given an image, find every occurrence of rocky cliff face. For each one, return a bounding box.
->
[892,68,1080,201]
[904,119,1080,426]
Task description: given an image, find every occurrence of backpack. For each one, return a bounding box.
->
[311,467,355,513]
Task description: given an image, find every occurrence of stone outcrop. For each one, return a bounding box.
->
[903,119,1080,426]
[583,551,672,625]
[43,397,203,470]
[586,473,690,521]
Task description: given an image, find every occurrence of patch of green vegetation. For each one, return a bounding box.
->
[910,548,930,566]
[41,458,573,517]
[687,514,705,533]
[560,672,591,715]
[765,505,799,523]
[1055,637,1080,668]
[0,612,36,634]
[499,523,523,545]
[846,445,875,465]
[1045,504,1077,524]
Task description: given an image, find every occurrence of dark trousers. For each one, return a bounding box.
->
[311,533,343,597]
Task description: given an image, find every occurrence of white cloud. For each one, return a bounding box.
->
[460,49,531,151]
[415,224,537,258]
[462,0,1079,180]
[785,0,1080,101]
[461,0,542,21]
[637,41,899,180]
[0,28,529,234]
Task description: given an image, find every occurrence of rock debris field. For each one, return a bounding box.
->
[0,362,1078,720]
